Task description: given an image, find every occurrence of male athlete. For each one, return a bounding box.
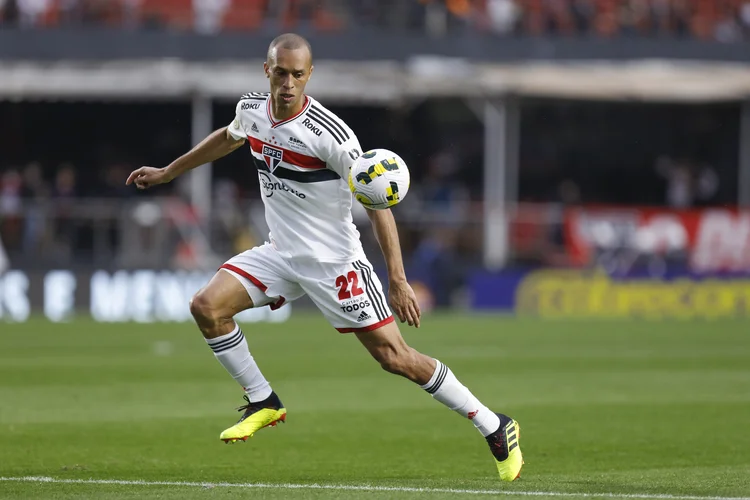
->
[126,33,522,481]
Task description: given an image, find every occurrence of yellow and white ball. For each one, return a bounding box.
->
[348,149,410,210]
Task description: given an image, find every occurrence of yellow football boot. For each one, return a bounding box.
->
[219,393,286,444]
[486,414,523,481]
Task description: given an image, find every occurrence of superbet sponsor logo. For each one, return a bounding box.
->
[691,210,750,272]
[568,208,750,272]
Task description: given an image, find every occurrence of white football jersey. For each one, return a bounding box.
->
[228,92,364,263]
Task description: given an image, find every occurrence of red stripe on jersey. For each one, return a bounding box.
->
[220,264,267,292]
[221,264,288,309]
[269,297,286,310]
[267,95,310,128]
[248,136,326,170]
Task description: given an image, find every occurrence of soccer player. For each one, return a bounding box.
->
[125,33,522,481]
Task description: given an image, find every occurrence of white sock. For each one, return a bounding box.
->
[420,359,501,437]
[205,323,273,402]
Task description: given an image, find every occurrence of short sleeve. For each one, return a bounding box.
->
[325,126,363,180]
[227,100,247,141]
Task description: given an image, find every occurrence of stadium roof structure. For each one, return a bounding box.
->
[2,58,750,103]
[2,30,750,102]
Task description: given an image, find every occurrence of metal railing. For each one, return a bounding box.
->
[1,197,525,271]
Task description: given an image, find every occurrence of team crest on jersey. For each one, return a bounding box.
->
[262,144,283,171]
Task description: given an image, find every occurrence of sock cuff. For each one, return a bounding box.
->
[206,324,244,354]
[420,359,448,394]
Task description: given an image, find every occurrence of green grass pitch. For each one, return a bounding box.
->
[0,313,749,499]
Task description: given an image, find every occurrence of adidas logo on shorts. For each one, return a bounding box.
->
[356,311,371,323]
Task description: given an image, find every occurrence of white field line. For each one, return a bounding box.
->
[0,476,748,500]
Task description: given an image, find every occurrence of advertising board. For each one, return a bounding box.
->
[0,269,291,323]
[564,207,750,273]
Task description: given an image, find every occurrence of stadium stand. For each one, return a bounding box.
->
[1,0,750,41]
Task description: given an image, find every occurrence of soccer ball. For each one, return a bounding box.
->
[348,149,410,210]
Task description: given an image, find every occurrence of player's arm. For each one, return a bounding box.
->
[320,118,420,326]
[126,127,244,190]
[366,208,421,328]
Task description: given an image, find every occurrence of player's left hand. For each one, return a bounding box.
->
[388,280,421,328]
[125,166,172,190]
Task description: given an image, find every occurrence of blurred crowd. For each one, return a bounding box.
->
[1,0,750,40]
[0,162,134,259]
[0,97,739,308]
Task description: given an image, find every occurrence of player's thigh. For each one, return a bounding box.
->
[219,243,305,311]
[295,257,393,333]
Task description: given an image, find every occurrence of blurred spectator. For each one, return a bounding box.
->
[742,1,750,35]
[100,164,133,198]
[409,227,464,307]
[51,163,78,258]
[415,150,470,222]
[0,168,22,217]
[16,0,53,27]
[0,168,23,251]
[0,0,21,25]
[715,9,742,42]
[693,162,720,206]
[486,0,520,34]
[20,162,49,253]
[656,156,693,208]
[21,161,48,199]
[53,163,78,199]
[193,0,229,34]
[655,156,719,208]
[0,232,8,272]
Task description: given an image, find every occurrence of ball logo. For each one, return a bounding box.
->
[262,144,283,172]
[385,181,400,205]
[355,158,399,185]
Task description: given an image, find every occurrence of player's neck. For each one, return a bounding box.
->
[270,95,306,122]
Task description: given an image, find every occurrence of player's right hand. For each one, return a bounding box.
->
[126,166,171,190]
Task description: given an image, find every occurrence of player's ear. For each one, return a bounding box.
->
[308,65,314,80]
[263,62,270,79]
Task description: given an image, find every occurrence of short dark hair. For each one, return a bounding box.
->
[267,33,313,63]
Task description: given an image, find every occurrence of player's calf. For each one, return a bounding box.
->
[377,346,434,382]
[356,322,435,383]
[356,322,521,480]
[189,270,281,442]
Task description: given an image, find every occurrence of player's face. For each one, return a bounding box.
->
[264,48,313,110]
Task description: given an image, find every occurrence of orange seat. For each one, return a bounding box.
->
[222,0,267,31]
[39,0,60,27]
[279,0,343,32]
[140,0,192,29]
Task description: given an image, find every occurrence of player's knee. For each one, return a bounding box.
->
[189,290,220,324]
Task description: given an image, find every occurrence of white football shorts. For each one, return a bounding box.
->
[220,242,394,333]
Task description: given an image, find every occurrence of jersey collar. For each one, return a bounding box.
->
[267,95,311,129]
